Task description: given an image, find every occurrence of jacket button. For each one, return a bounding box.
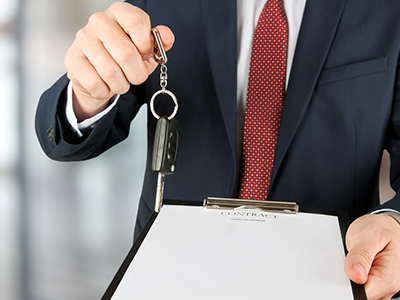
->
[47,125,54,141]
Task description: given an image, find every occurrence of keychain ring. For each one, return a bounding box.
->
[150,89,179,120]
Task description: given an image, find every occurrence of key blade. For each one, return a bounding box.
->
[155,173,165,212]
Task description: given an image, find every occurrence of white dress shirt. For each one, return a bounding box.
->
[66,0,307,137]
[63,0,400,219]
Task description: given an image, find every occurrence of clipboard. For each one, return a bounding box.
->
[101,199,366,300]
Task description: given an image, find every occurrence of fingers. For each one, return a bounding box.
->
[65,2,175,118]
[344,237,375,284]
[344,214,400,300]
[67,35,129,100]
[102,3,154,84]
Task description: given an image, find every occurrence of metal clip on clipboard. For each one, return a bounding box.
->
[204,197,299,214]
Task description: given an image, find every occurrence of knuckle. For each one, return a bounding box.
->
[355,248,374,265]
[75,27,91,42]
[102,63,122,81]
[112,81,131,95]
[109,1,125,11]
[111,2,150,28]
[124,11,150,33]
[88,11,106,27]
[131,13,150,28]
[130,71,149,85]
[85,78,105,96]
[116,46,137,64]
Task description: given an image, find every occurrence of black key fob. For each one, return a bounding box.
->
[151,116,180,175]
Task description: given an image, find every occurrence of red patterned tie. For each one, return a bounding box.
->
[239,0,288,200]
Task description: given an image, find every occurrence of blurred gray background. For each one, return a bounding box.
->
[0,0,396,300]
[1,0,146,299]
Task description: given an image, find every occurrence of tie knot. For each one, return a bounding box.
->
[260,0,287,24]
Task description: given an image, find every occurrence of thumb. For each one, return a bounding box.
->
[344,246,372,284]
[153,25,175,52]
[142,25,174,62]
[344,215,385,285]
[344,215,400,300]
[142,25,175,79]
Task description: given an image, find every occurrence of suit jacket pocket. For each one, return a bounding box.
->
[318,56,388,85]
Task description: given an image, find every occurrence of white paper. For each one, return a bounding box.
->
[111,205,354,300]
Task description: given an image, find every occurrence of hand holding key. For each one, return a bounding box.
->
[65,2,175,122]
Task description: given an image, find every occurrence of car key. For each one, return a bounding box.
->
[152,116,180,175]
[150,28,179,212]
[151,116,179,212]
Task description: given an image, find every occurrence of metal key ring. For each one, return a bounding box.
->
[150,89,179,120]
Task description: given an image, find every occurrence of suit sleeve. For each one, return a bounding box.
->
[381,64,400,212]
[35,74,146,161]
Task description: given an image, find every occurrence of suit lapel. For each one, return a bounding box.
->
[269,0,347,189]
[201,0,238,161]
[200,0,348,194]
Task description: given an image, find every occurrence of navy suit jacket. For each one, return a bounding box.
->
[36,0,400,236]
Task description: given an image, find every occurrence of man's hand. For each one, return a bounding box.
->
[65,2,175,121]
[345,214,400,300]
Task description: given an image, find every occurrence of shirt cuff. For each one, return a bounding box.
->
[371,208,400,225]
[65,81,120,137]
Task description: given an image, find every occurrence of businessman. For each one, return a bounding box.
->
[35,1,400,299]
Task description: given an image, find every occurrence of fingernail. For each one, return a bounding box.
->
[352,263,366,279]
